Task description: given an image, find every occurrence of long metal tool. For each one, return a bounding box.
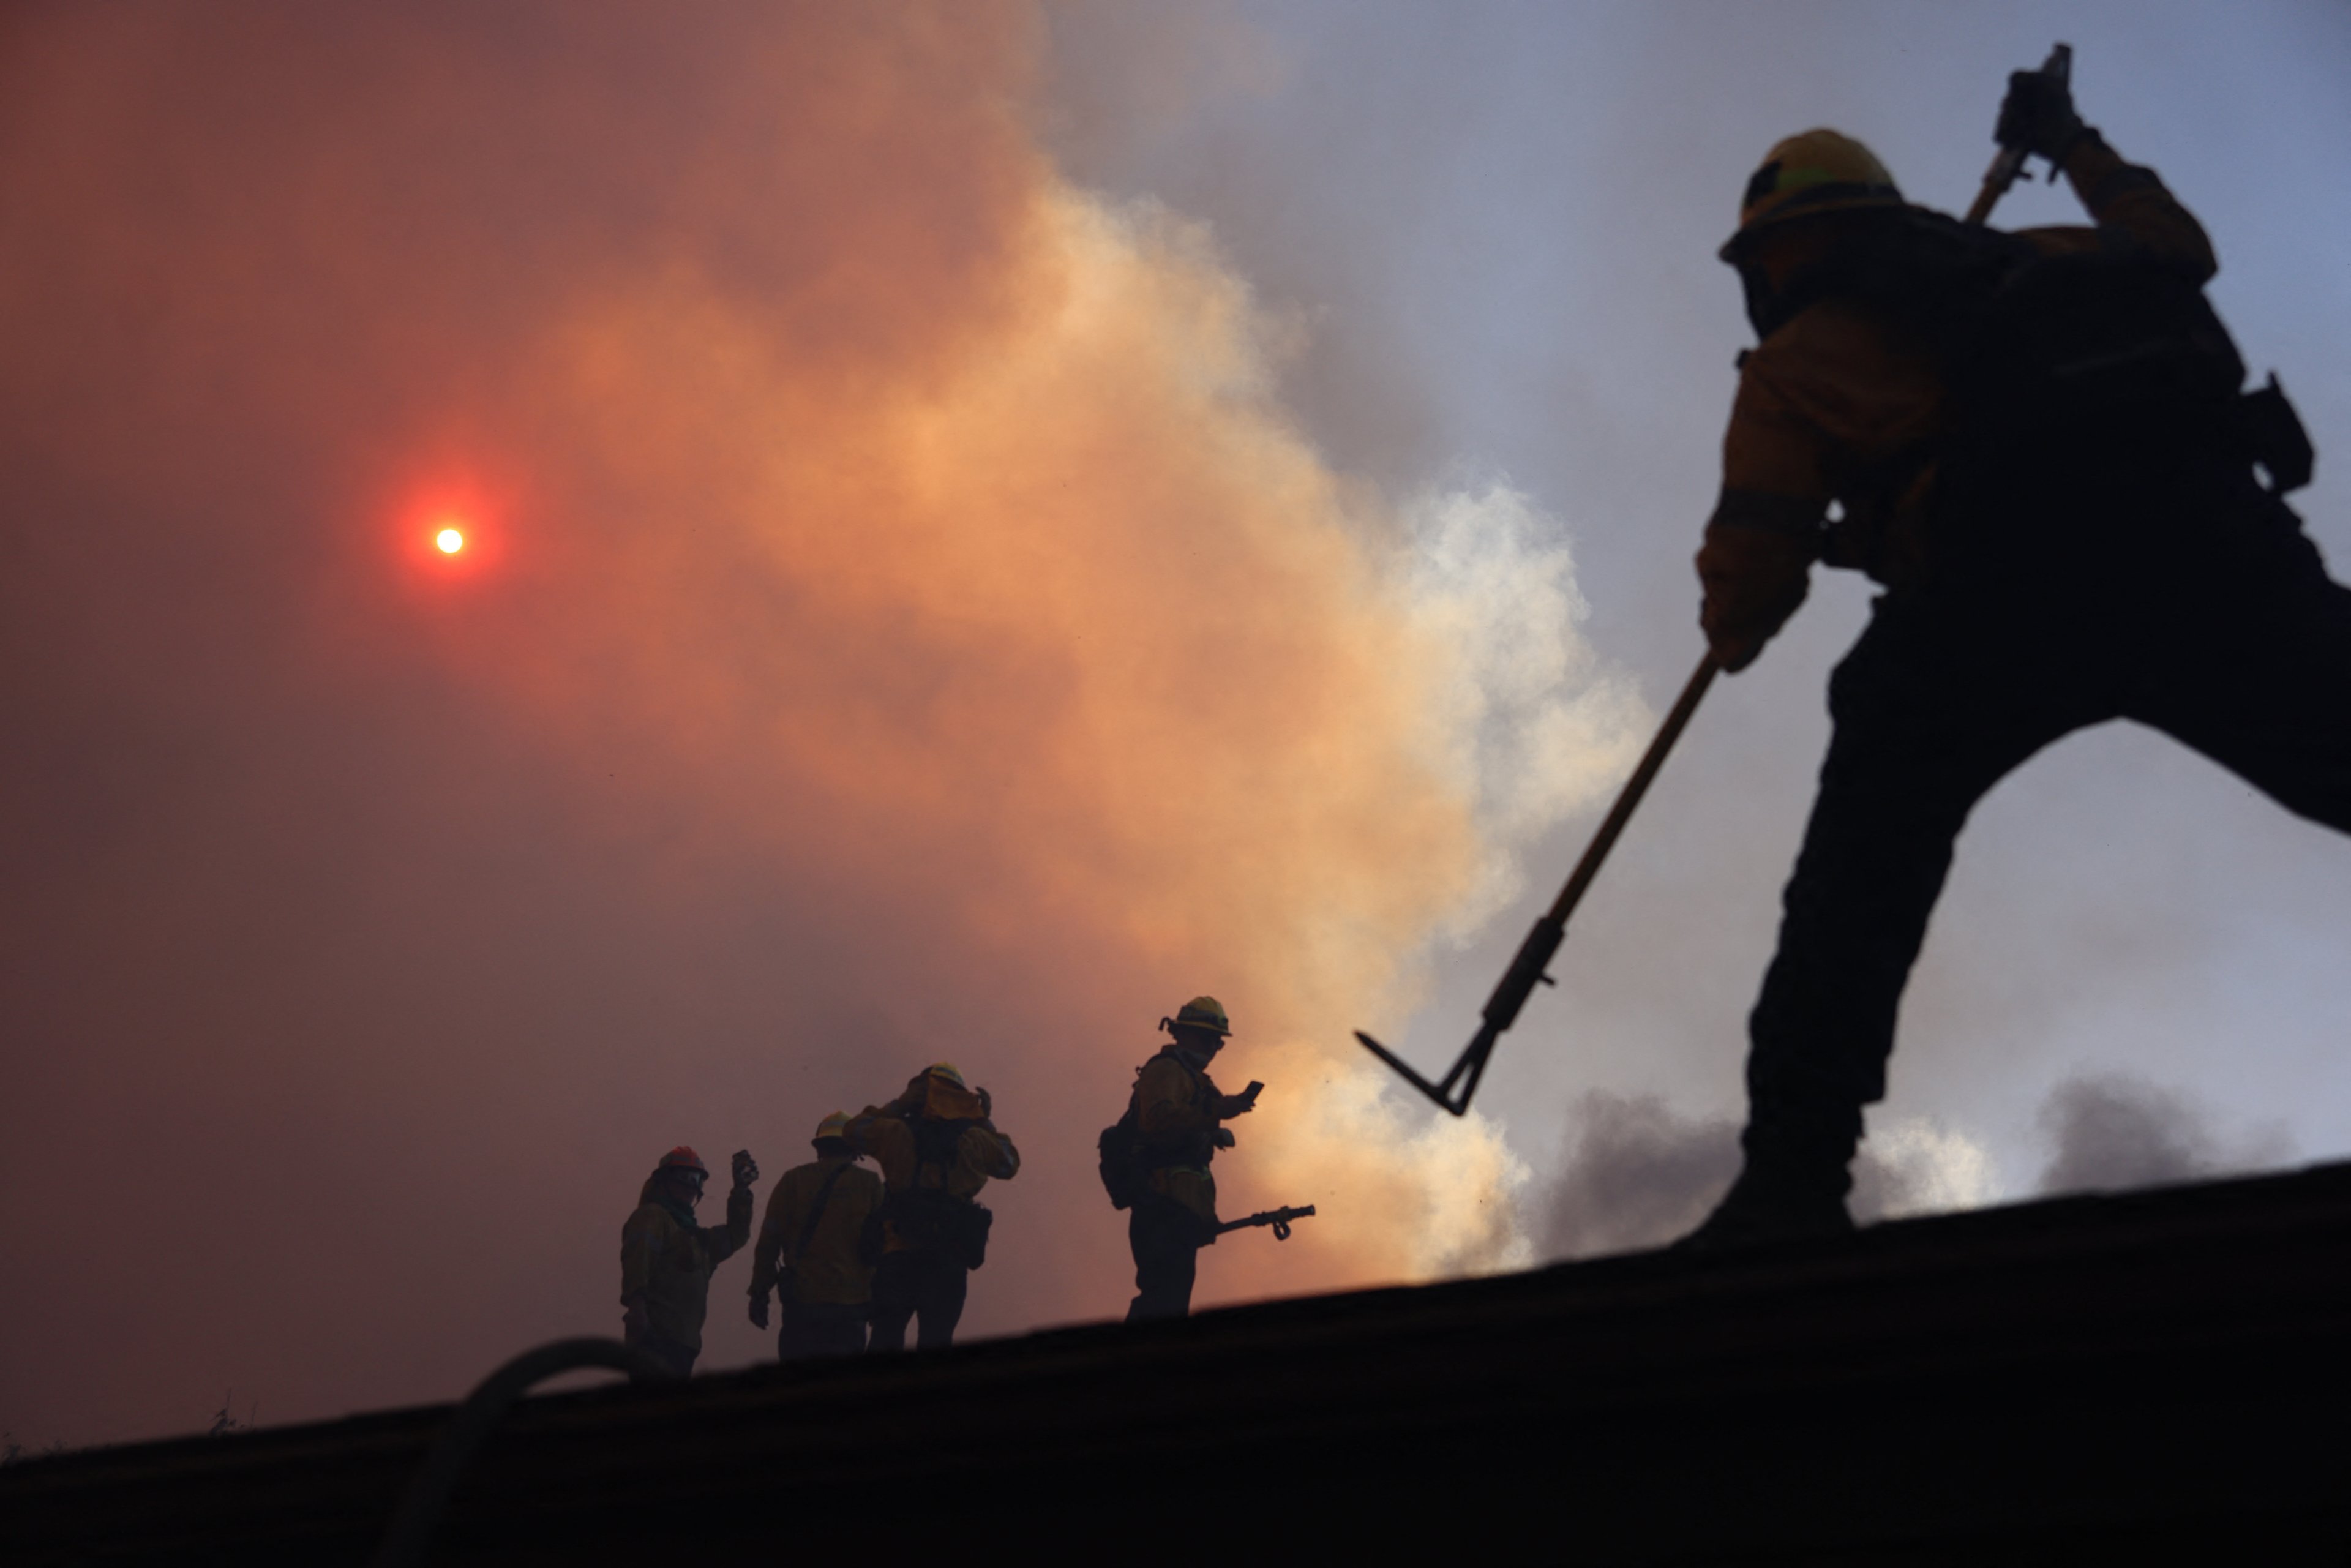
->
[1356,651,1720,1114]
[1963,42,2072,225]
[1360,44,2072,1117]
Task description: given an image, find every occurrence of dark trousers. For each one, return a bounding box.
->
[778,1301,868,1360]
[1745,452,2351,1178]
[867,1250,967,1351]
[1127,1198,1203,1321]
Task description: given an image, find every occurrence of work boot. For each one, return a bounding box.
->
[1672,1163,1854,1253]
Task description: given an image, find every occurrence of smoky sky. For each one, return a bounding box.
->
[1048,0,2351,1214]
[1538,1075,2290,1258]
[2036,1073,2289,1195]
[2,1,1640,1447]
[1534,1091,1985,1258]
[7,1,2350,1454]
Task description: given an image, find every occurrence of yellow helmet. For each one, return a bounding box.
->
[1166,996,1232,1037]
[1722,129,1902,261]
[813,1111,852,1144]
[923,1062,967,1090]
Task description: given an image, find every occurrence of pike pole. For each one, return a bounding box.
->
[1354,652,1720,1115]
[1356,40,2079,1118]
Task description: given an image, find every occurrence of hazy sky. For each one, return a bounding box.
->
[4,1,2347,1450]
[1043,0,2351,1180]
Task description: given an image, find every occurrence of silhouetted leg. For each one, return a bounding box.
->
[866,1253,918,1352]
[1742,590,2109,1195]
[2125,522,2351,835]
[913,1256,967,1349]
[1127,1199,1199,1320]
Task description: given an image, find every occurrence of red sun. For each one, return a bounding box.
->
[396,474,512,588]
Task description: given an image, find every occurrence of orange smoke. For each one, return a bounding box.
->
[493,178,1534,1289]
[0,2,1639,1441]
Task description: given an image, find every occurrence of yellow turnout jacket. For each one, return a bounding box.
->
[751,1154,885,1308]
[619,1180,752,1354]
[1133,1048,1232,1231]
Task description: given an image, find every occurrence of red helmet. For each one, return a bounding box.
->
[656,1146,709,1178]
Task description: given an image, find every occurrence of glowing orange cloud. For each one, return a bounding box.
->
[0,2,1643,1448]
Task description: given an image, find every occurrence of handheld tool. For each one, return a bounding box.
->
[1355,651,1720,1114]
[1963,42,2072,225]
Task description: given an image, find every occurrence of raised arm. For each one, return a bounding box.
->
[708,1172,754,1262]
[2057,133,2216,282]
[1997,67,2216,280]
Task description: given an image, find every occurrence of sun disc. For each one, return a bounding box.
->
[435,527,465,554]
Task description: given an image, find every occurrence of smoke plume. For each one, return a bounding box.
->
[2036,1073,2290,1195]
[1533,1092,1994,1258]
[0,3,1642,1444]
[1532,1072,2292,1258]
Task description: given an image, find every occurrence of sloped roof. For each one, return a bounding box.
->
[10,1160,2351,1562]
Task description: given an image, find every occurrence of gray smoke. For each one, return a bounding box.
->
[1537,1073,2298,1259]
[2036,1072,2289,1195]
[1535,1093,1741,1259]
[1535,1091,1945,1259]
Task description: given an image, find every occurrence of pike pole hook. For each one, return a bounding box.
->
[1355,651,1720,1116]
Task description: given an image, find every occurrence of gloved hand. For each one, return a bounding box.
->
[731,1149,759,1190]
[1995,68,2087,165]
[976,1086,992,1119]
[622,1297,650,1341]
[748,1291,770,1330]
[1211,1127,1237,1150]
[1697,520,1816,673]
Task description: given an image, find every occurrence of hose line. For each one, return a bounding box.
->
[369,1336,669,1568]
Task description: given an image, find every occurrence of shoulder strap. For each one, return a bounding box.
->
[792,1163,855,1264]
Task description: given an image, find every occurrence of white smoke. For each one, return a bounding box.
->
[1397,478,1652,937]
[1318,482,1649,1276]
[1277,1058,1535,1278]
[1855,1115,2000,1218]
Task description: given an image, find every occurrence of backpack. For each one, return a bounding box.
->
[879,1116,994,1270]
[1765,208,2248,446]
[1098,1102,1145,1212]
